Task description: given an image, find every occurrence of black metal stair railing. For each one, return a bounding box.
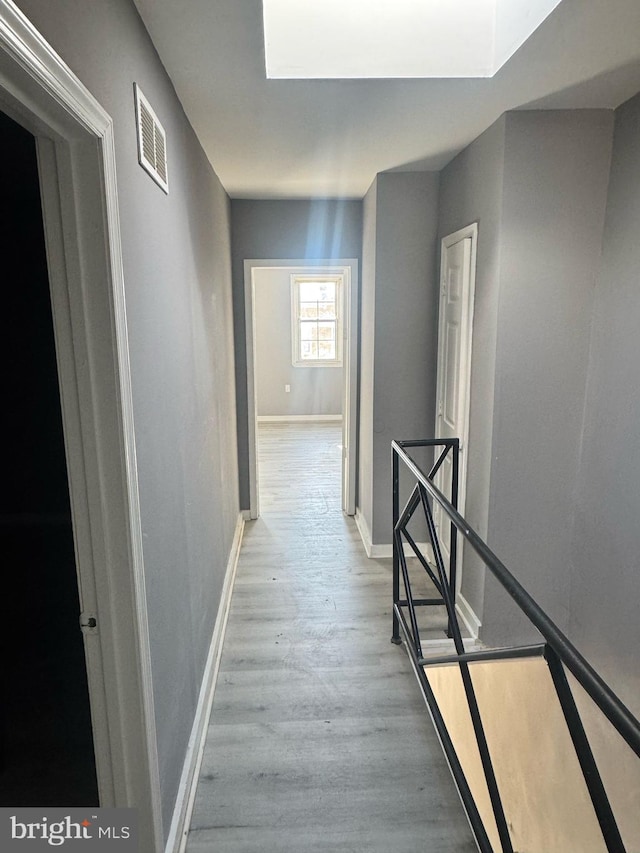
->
[391,438,640,853]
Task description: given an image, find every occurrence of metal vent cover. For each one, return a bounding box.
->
[134,84,169,193]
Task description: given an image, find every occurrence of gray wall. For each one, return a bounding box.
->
[438,111,613,639]
[566,95,640,847]
[358,172,441,545]
[437,106,640,841]
[440,104,640,843]
[438,117,506,620]
[15,0,240,837]
[570,93,640,717]
[253,267,343,417]
[231,199,363,508]
[484,110,613,643]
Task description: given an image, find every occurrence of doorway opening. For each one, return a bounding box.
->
[244,259,358,519]
[0,5,163,841]
[0,110,98,806]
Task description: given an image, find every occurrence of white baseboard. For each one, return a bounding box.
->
[455,592,481,640]
[164,513,245,853]
[354,509,431,559]
[354,509,481,641]
[257,414,342,423]
[241,509,252,521]
[354,508,374,557]
[375,541,433,558]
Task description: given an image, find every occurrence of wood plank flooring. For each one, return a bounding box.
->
[186,422,476,852]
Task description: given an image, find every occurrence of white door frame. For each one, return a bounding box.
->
[244,258,359,518]
[435,223,478,597]
[0,4,163,849]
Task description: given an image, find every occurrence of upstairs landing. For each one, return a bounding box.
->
[186,421,476,852]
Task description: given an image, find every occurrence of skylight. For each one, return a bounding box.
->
[263,0,564,79]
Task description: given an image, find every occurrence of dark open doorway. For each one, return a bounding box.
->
[0,110,99,806]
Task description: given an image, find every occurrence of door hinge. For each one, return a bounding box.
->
[80,612,98,635]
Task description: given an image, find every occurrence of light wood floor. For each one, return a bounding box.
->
[186,421,476,852]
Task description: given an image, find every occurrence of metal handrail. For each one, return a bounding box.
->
[391,437,640,853]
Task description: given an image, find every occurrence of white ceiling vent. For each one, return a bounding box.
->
[134,84,169,193]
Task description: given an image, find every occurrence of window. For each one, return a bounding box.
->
[291,275,343,366]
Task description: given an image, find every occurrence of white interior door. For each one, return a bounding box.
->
[434,224,477,588]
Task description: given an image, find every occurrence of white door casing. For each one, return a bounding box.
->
[0,3,163,849]
[244,259,359,518]
[341,262,358,516]
[434,224,478,592]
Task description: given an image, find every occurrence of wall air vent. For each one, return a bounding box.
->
[134,84,169,194]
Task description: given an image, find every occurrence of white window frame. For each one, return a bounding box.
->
[291,274,343,367]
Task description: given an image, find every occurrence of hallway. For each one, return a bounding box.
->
[186,422,475,852]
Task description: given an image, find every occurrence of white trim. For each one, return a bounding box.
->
[369,541,434,560]
[241,509,253,521]
[420,636,482,654]
[435,222,478,600]
[371,543,393,558]
[37,138,116,803]
[342,262,359,517]
[436,220,478,473]
[455,593,482,640]
[354,506,481,638]
[244,264,259,520]
[257,414,343,423]
[402,541,433,560]
[0,4,162,848]
[165,515,245,853]
[244,259,359,519]
[354,510,431,559]
[354,508,374,557]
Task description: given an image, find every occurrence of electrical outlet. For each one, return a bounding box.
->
[285,384,291,393]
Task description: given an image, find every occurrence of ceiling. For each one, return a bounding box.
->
[262,0,563,79]
[132,0,640,199]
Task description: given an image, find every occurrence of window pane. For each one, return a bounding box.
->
[300,301,318,319]
[317,301,336,319]
[301,340,318,359]
[318,340,336,359]
[299,280,335,302]
[318,322,335,341]
[300,321,318,341]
